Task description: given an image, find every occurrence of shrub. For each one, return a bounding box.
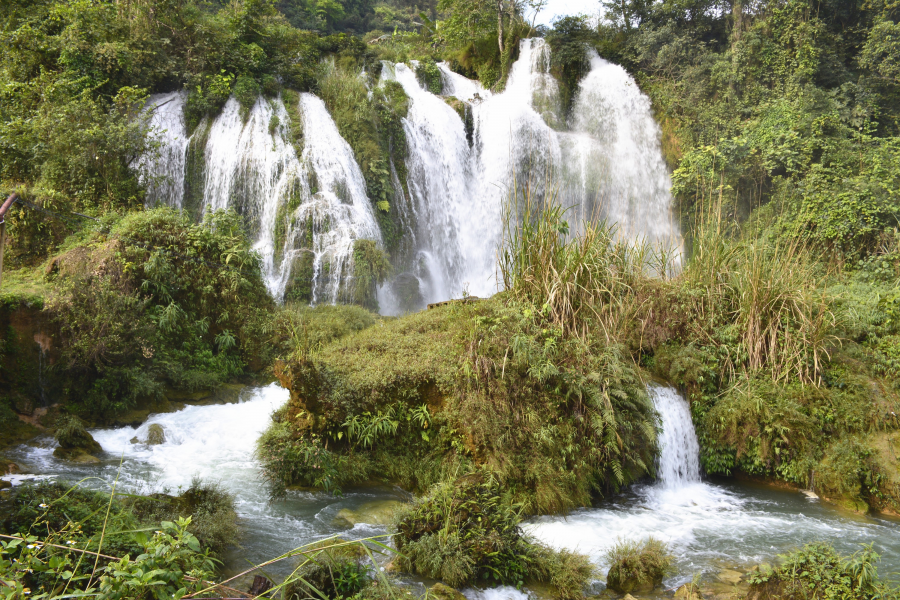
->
[127,478,240,556]
[283,538,372,600]
[604,537,673,594]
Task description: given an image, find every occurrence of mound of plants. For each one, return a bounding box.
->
[604,537,673,594]
[259,291,659,513]
[747,543,899,600]
[394,474,595,599]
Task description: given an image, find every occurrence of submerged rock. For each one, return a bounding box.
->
[332,499,404,527]
[147,424,166,445]
[716,569,743,585]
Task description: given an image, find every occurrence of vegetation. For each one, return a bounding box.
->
[747,543,899,600]
[394,473,595,598]
[604,537,673,594]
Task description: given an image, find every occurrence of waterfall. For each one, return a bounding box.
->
[559,52,681,251]
[649,385,701,487]
[139,92,381,303]
[140,91,189,208]
[139,37,681,310]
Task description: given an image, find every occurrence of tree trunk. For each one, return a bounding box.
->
[497,0,505,54]
[732,0,743,44]
[620,0,632,30]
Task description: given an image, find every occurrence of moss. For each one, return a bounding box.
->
[414,58,442,94]
[281,88,305,159]
[182,117,211,222]
[351,239,391,309]
[53,415,102,458]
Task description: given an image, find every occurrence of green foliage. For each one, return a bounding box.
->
[266,302,378,361]
[283,539,372,600]
[747,543,898,600]
[415,58,443,94]
[394,475,596,596]
[233,74,262,121]
[127,479,239,556]
[43,207,272,418]
[260,291,659,513]
[604,537,673,594]
[352,239,392,310]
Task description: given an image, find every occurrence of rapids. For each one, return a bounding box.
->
[5,384,900,591]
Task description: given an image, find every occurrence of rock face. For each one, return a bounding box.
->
[146,424,166,445]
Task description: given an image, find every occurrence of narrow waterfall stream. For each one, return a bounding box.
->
[526,386,900,592]
[5,385,900,592]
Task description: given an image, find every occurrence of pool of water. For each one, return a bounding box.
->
[4,383,900,592]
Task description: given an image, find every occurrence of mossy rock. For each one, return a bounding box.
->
[146,424,166,445]
[605,538,672,594]
[0,479,11,490]
[53,415,102,459]
[429,583,467,600]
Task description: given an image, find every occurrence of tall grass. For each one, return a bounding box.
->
[685,196,836,385]
[500,171,836,385]
[498,172,646,341]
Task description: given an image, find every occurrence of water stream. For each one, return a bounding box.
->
[5,384,899,591]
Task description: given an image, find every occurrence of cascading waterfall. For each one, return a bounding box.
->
[140,92,189,208]
[650,385,701,487]
[139,37,682,309]
[559,52,681,251]
[138,92,381,303]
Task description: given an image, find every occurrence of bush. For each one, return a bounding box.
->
[604,537,673,594]
[127,478,240,556]
[283,538,372,600]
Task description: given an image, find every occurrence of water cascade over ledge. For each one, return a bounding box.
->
[140,40,683,309]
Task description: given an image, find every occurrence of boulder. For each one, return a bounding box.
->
[429,583,467,600]
[53,448,101,463]
[146,424,166,445]
[54,415,102,459]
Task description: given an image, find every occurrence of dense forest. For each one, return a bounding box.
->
[1,0,899,597]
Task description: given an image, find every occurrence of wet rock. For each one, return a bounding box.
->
[147,424,166,445]
[429,583,467,600]
[53,448,101,463]
[674,584,703,599]
[332,499,404,527]
[716,569,743,585]
[130,436,139,444]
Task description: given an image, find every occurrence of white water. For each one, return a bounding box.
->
[5,384,900,587]
[139,92,189,208]
[139,93,382,303]
[139,40,683,310]
[526,386,900,589]
[3,384,404,577]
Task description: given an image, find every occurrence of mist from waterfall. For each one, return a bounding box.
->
[139,38,681,310]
